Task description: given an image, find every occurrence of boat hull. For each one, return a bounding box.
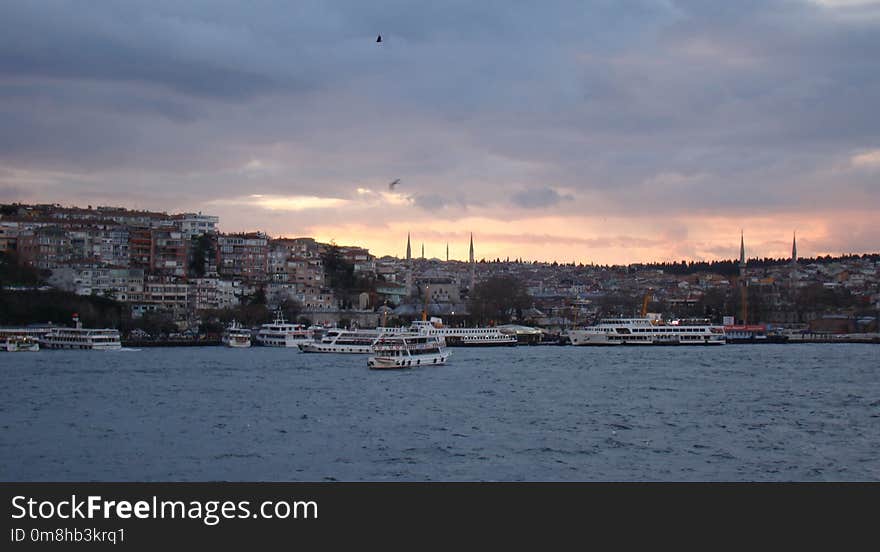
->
[255,337,311,348]
[41,342,122,350]
[444,336,517,347]
[299,343,374,354]
[3,342,40,352]
[568,331,725,346]
[223,340,251,348]
[368,351,450,369]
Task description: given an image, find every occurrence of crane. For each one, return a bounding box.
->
[422,285,429,322]
[640,289,653,318]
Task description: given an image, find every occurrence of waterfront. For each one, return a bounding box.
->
[1,345,878,481]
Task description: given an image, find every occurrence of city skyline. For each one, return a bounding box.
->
[4,200,856,267]
[1,1,879,264]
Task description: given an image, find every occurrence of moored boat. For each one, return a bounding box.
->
[1,333,40,352]
[255,310,313,348]
[391,318,517,347]
[723,324,789,344]
[298,328,389,353]
[567,317,725,346]
[39,314,122,350]
[222,320,252,348]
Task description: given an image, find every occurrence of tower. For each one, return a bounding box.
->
[405,232,413,297]
[446,243,449,262]
[469,232,475,291]
[421,243,424,259]
[791,231,797,266]
[739,231,748,325]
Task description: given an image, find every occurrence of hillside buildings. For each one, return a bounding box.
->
[1,202,878,333]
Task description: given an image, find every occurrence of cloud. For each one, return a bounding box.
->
[210,194,349,211]
[510,187,574,209]
[850,149,880,168]
[0,1,878,262]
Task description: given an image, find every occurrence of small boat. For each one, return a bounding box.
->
[222,320,252,348]
[368,334,450,370]
[1,334,40,352]
[723,325,789,344]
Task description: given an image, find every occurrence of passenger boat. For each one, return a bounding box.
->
[222,320,252,348]
[39,315,122,350]
[723,324,789,344]
[255,310,313,348]
[387,318,517,347]
[567,318,725,346]
[368,334,450,370]
[298,328,390,354]
[0,333,40,352]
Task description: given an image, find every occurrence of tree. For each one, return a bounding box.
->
[189,234,215,278]
[279,298,302,321]
[250,286,267,306]
[0,251,42,287]
[468,276,531,325]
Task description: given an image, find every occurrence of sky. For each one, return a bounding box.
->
[0,0,878,265]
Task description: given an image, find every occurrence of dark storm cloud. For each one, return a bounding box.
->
[0,1,291,100]
[0,0,878,227]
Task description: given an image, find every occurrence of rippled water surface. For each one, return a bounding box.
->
[1,345,878,481]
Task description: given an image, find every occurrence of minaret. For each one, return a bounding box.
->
[469,232,475,291]
[739,231,748,325]
[791,231,797,266]
[421,243,424,259]
[405,232,413,297]
[446,243,449,262]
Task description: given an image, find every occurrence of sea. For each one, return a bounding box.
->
[1,344,878,481]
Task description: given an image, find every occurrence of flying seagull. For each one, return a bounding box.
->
[389,178,400,191]
[376,34,382,43]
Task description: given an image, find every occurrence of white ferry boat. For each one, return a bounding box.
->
[298,328,389,354]
[39,315,122,350]
[567,318,725,346]
[0,332,40,352]
[368,334,450,370]
[384,318,517,347]
[255,311,313,348]
[222,320,252,348]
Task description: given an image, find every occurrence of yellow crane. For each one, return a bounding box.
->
[641,289,653,318]
[422,285,429,322]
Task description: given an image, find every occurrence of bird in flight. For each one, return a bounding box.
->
[376,34,382,43]
[389,178,400,191]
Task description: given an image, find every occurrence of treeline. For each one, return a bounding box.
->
[321,245,385,308]
[0,287,307,335]
[628,253,879,276]
[0,251,44,287]
[470,253,878,274]
[467,276,532,325]
[593,282,870,324]
[0,289,126,328]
